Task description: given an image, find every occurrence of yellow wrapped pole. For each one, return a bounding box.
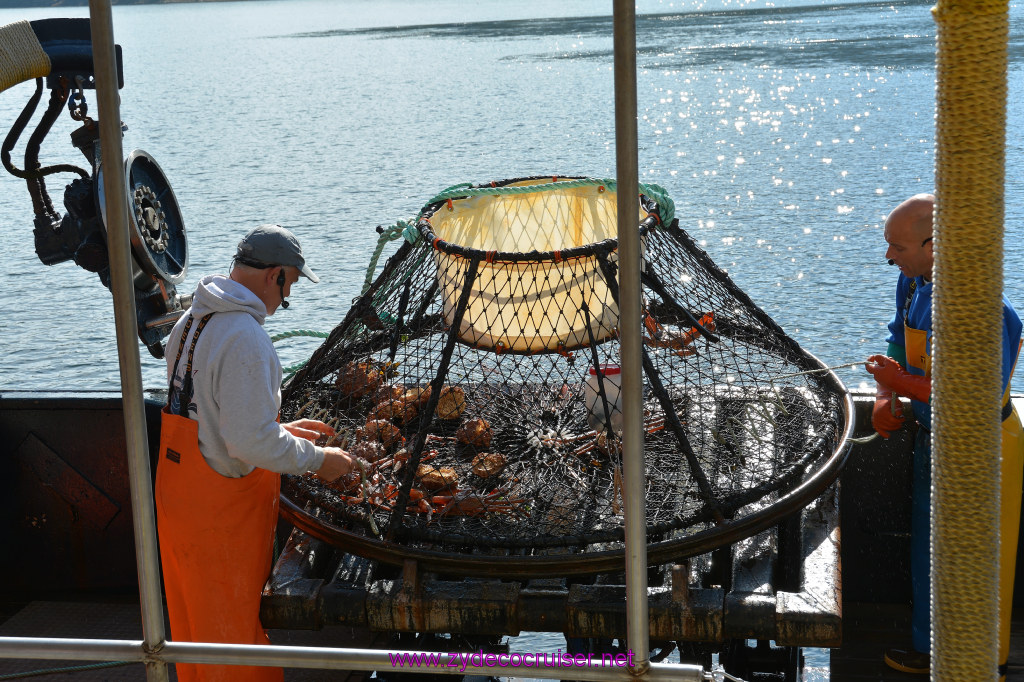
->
[0,21,50,92]
[931,0,1008,677]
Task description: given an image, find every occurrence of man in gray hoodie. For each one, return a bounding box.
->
[155,224,358,682]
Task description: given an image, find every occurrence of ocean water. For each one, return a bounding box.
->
[1,0,1022,397]
[0,0,1021,676]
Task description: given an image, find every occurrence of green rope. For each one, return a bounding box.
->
[0,660,133,680]
[359,178,678,298]
[269,329,330,344]
[270,329,331,384]
[369,248,429,316]
[360,218,420,296]
[350,178,678,359]
[282,360,308,381]
[423,177,677,227]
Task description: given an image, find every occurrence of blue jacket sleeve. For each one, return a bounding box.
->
[885,274,911,348]
[1002,296,1023,395]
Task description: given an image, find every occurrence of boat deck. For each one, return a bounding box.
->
[3,392,1024,680]
[833,603,1024,681]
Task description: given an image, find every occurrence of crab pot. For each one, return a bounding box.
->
[280,176,852,579]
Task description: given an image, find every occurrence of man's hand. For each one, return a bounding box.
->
[284,418,335,443]
[866,354,931,403]
[872,388,906,438]
[316,447,365,482]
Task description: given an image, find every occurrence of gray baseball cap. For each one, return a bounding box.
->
[235,224,319,283]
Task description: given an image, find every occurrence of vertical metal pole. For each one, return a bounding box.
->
[612,0,649,676]
[88,3,169,679]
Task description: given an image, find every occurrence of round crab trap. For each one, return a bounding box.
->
[280,176,854,578]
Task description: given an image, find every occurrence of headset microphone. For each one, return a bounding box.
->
[887,259,895,265]
[277,270,290,309]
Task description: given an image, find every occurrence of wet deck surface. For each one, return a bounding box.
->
[2,597,1024,680]
[831,602,1024,681]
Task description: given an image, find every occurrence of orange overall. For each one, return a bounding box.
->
[155,313,284,682]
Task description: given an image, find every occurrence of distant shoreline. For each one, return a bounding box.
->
[0,0,245,7]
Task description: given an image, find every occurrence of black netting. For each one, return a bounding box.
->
[280,177,850,563]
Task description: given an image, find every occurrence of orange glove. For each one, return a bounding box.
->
[866,354,931,404]
[872,387,905,438]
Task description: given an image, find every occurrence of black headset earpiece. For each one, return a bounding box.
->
[277,268,290,309]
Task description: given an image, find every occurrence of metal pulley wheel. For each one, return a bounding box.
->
[124,150,187,285]
[98,149,188,288]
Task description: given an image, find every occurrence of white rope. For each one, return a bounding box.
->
[774,359,895,445]
[848,432,881,444]
[772,360,867,382]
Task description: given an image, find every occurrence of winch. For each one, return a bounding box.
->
[0,18,189,358]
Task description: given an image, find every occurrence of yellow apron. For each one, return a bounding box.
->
[905,306,1022,672]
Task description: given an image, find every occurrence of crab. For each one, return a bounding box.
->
[431,488,528,519]
[455,417,493,449]
[435,385,467,419]
[368,398,418,424]
[372,383,406,404]
[471,452,506,479]
[350,439,387,463]
[402,386,433,409]
[335,361,382,399]
[564,415,666,461]
[369,447,438,475]
[643,311,716,357]
[416,464,459,492]
[357,419,405,449]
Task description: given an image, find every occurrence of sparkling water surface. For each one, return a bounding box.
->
[0,0,1021,676]
[1,0,1022,395]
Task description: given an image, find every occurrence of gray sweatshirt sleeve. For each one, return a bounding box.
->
[212,325,325,475]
